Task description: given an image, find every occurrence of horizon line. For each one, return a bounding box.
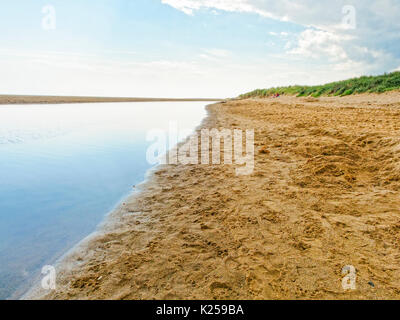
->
[0,94,225,105]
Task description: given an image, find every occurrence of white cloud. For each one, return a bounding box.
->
[288,29,350,61]
[161,0,279,19]
[161,0,400,75]
[197,48,232,62]
[269,31,289,37]
[161,0,400,32]
[203,48,230,57]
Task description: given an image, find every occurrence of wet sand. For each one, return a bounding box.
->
[0,95,221,105]
[29,92,400,299]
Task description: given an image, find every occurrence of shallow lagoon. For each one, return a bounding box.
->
[0,102,207,299]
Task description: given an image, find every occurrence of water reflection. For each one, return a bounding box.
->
[0,102,207,299]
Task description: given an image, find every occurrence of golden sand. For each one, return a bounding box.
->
[30,92,400,299]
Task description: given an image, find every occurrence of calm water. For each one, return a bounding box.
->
[0,102,207,299]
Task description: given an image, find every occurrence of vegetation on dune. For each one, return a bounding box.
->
[240,71,400,98]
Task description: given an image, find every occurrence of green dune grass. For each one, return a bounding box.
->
[240,71,400,98]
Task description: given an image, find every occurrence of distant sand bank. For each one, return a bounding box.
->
[0,95,222,105]
[28,92,400,299]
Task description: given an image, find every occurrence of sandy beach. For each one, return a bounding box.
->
[0,95,221,105]
[29,92,400,300]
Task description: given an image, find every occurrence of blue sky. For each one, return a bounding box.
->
[0,0,399,98]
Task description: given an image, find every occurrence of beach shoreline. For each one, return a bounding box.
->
[27,93,400,300]
[0,95,223,105]
[22,103,217,300]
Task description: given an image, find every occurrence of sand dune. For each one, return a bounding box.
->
[30,92,400,300]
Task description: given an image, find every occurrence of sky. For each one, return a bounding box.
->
[0,0,399,98]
